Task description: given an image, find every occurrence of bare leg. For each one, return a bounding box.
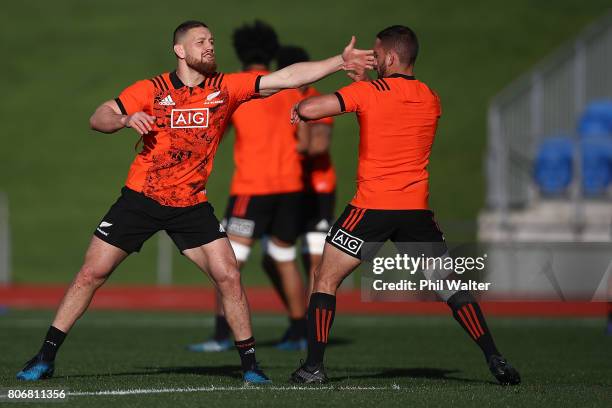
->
[186,235,250,349]
[214,234,251,318]
[269,236,306,319]
[304,253,322,298]
[261,254,289,307]
[312,243,361,295]
[214,260,246,317]
[300,243,360,369]
[183,238,253,341]
[52,236,128,332]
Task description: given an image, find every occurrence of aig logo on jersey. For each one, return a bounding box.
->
[171,108,209,128]
[331,229,364,255]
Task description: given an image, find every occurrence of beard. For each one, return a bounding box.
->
[186,54,217,75]
[376,61,387,79]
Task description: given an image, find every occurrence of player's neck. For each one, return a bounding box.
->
[383,67,414,78]
[175,64,207,87]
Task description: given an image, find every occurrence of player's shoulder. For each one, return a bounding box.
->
[336,80,375,100]
[222,71,263,91]
[224,70,261,82]
[125,72,172,93]
[145,72,173,92]
[413,79,441,103]
[344,79,373,91]
[363,76,422,94]
[386,76,440,100]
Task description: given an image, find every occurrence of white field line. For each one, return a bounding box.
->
[0,315,602,329]
[69,385,396,396]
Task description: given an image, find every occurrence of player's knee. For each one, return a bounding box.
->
[76,265,107,287]
[265,239,296,262]
[215,266,242,291]
[423,251,461,302]
[312,265,338,292]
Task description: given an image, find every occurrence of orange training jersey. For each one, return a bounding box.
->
[335,74,441,209]
[300,87,336,194]
[116,70,261,207]
[230,70,305,195]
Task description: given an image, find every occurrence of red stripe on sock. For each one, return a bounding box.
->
[322,309,328,343]
[315,308,321,342]
[324,309,333,343]
[458,308,478,340]
[468,304,485,337]
[462,305,482,339]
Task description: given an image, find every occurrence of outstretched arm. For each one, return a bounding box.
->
[291,94,344,123]
[90,100,155,135]
[258,36,374,96]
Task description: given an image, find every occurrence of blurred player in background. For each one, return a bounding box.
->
[289,25,521,386]
[275,45,336,296]
[16,20,374,384]
[187,21,309,353]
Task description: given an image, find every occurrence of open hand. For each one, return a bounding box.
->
[341,36,375,73]
[122,112,156,135]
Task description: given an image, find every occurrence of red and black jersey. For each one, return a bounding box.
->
[116,70,261,207]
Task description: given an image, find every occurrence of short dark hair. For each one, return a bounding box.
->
[376,25,419,66]
[173,20,208,45]
[232,20,279,67]
[276,45,310,69]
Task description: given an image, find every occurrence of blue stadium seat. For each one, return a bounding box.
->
[577,100,612,138]
[581,136,612,196]
[534,137,574,195]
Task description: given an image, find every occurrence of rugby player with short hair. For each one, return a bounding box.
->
[289,25,521,386]
[187,21,311,353]
[16,20,374,384]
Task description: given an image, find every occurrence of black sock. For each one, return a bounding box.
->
[288,317,307,340]
[214,315,230,341]
[235,337,257,371]
[306,292,336,367]
[447,291,500,361]
[39,326,66,361]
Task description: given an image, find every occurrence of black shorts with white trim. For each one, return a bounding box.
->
[94,187,226,253]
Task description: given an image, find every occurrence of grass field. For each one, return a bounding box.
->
[1,1,610,285]
[0,310,610,407]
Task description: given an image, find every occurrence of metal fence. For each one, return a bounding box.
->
[486,12,612,212]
